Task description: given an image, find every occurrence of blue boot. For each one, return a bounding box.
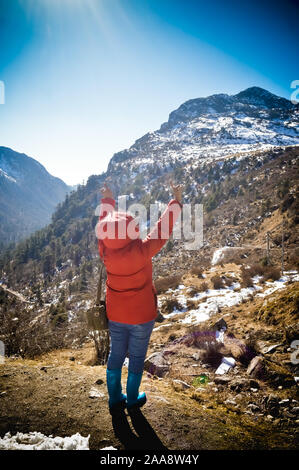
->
[126,371,147,410]
[106,368,126,414]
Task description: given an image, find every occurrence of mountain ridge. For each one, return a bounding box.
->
[166,86,295,128]
[0,146,71,247]
[108,86,298,172]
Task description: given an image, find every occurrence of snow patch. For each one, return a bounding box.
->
[173,271,297,325]
[0,168,17,183]
[0,431,90,450]
[256,272,299,298]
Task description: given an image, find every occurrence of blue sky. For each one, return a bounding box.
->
[0,0,298,185]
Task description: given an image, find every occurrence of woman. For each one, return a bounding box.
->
[97,181,183,415]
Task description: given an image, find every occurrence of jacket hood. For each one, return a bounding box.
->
[97,211,140,250]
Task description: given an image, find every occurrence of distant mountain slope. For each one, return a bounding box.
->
[108,87,298,176]
[0,147,71,247]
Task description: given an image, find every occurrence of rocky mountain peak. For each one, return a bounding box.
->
[162,87,294,130]
[108,86,298,173]
[235,86,293,110]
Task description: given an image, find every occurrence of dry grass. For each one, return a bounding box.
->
[224,276,234,287]
[240,267,254,288]
[198,281,209,292]
[211,275,224,289]
[240,263,281,287]
[186,299,198,310]
[186,286,200,296]
[161,298,183,314]
[190,266,204,278]
[263,267,281,281]
[154,275,182,294]
[256,282,299,326]
[201,342,223,368]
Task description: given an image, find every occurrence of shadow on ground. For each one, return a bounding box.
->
[112,408,167,450]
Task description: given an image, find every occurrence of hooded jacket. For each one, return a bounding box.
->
[96,196,182,324]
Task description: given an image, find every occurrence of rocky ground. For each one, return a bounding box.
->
[0,346,297,451]
[0,266,298,450]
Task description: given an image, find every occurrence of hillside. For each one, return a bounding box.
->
[0,147,71,248]
[0,145,298,311]
[0,87,299,336]
[107,86,298,177]
[0,87,298,449]
[1,277,298,450]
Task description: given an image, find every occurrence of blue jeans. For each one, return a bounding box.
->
[107,319,155,374]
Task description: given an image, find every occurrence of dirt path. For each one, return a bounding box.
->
[0,284,31,304]
[0,352,296,450]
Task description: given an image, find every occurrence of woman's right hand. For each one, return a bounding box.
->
[170,180,183,203]
[100,182,113,199]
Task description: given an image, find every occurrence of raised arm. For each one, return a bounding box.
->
[98,182,115,221]
[97,182,115,260]
[140,181,183,259]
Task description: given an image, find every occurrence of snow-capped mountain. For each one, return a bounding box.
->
[0,147,71,246]
[108,87,298,176]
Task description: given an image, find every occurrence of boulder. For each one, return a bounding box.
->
[95,379,104,385]
[172,380,191,392]
[213,318,228,332]
[214,376,231,386]
[262,394,280,417]
[223,334,256,365]
[247,403,260,413]
[247,356,295,386]
[284,323,299,344]
[247,356,267,380]
[144,352,170,377]
[229,377,252,392]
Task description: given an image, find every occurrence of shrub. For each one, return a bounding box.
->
[190,266,203,278]
[288,254,299,270]
[211,275,224,289]
[168,333,177,342]
[186,299,197,310]
[154,275,182,294]
[281,194,294,213]
[161,298,183,314]
[245,264,281,282]
[247,264,266,277]
[225,277,234,287]
[240,267,253,288]
[261,257,269,267]
[201,342,223,368]
[198,281,209,292]
[263,267,281,281]
[187,286,199,296]
[192,374,209,387]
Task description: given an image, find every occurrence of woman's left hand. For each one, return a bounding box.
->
[100,182,113,199]
[170,180,183,203]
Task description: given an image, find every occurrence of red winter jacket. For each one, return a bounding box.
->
[96,197,182,324]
